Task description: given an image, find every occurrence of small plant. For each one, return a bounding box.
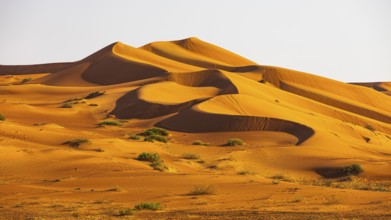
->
[182,153,200,160]
[189,184,215,195]
[137,152,161,162]
[342,164,364,176]
[88,103,98,106]
[85,91,105,99]
[116,208,134,216]
[98,120,122,126]
[150,161,166,171]
[21,78,32,83]
[60,102,73,108]
[96,148,104,152]
[192,140,210,146]
[139,127,169,136]
[143,134,168,143]
[0,114,5,121]
[134,202,161,211]
[63,138,90,148]
[129,134,143,140]
[225,138,244,146]
[238,170,256,175]
[364,124,375,132]
[259,79,266,83]
[271,174,293,182]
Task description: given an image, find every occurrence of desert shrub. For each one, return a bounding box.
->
[192,140,210,146]
[342,164,364,176]
[116,208,134,216]
[259,79,266,83]
[0,114,5,121]
[85,91,105,99]
[63,138,90,148]
[150,161,166,171]
[139,127,169,136]
[143,134,168,143]
[129,134,143,140]
[98,120,122,126]
[364,124,375,132]
[271,174,293,182]
[60,102,73,108]
[21,78,32,83]
[225,138,244,146]
[137,152,161,162]
[134,202,161,210]
[189,184,215,195]
[237,170,256,175]
[182,153,200,160]
[88,103,98,106]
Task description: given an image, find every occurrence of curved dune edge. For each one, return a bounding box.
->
[157,108,315,145]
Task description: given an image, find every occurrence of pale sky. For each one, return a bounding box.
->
[0,0,390,82]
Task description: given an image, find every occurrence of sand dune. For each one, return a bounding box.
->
[1,37,391,219]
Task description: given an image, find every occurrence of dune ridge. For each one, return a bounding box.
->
[1,37,390,147]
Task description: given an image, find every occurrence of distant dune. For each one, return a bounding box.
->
[1,37,390,219]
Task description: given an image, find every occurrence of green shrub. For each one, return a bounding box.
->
[134,202,161,211]
[63,138,90,148]
[129,134,143,141]
[139,128,169,136]
[143,134,168,143]
[182,153,200,160]
[0,114,5,121]
[85,91,105,99]
[192,140,210,146]
[225,138,244,146]
[364,124,375,132]
[342,164,364,176]
[60,102,73,108]
[150,161,166,171]
[21,78,32,83]
[189,184,215,196]
[116,208,134,216]
[137,152,161,162]
[98,120,122,126]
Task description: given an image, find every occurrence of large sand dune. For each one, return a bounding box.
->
[0,37,390,219]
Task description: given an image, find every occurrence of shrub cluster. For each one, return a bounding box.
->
[85,91,105,99]
[63,138,90,148]
[225,138,244,146]
[138,128,169,143]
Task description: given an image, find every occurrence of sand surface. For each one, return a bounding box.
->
[0,37,390,219]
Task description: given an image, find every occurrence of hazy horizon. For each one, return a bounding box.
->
[0,0,390,82]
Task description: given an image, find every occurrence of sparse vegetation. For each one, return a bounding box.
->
[182,153,200,160]
[85,91,105,99]
[150,161,166,171]
[21,78,32,83]
[88,103,98,106]
[98,120,122,127]
[271,174,293,182]
[364,124,375,132]
[192,140,210,146]
[134,202,161,211]
[138,127,169,143]
[63,138,90,148]
[189,184,216,195]
[342,164,364,176]
[116,208,134,216]
[0,114,5,121]
[143,134,168,143]
[225,138,244,146]
[237,170,256,175]
[137,152,161,162]
[139,127,169,136]
[96,148,104,152]
[59,102,73,108]
[129,134,143,140]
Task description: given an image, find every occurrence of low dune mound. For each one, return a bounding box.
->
[352,82,391,96]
